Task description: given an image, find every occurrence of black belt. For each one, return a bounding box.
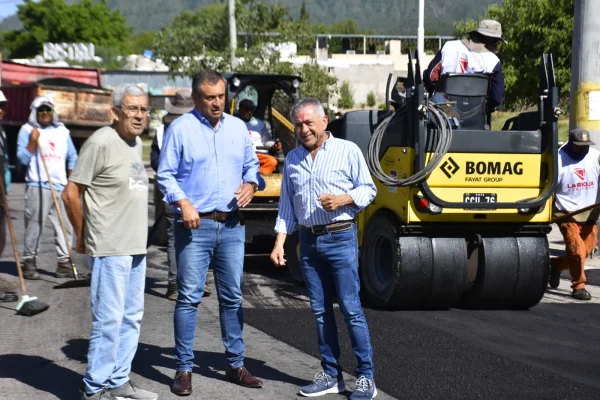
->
[301,220,354,235]
[198,210,239,222]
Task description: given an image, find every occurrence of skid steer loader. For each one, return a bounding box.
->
[327,53,559,309]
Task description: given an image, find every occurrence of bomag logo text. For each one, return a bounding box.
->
[466,161,523,175]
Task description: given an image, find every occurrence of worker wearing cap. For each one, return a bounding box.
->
[237,98,280,175]
[550,128,600,301]
[150,88,211,300]
[424,19,506,113]
[16,96,80,280]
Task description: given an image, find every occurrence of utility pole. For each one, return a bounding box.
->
[417,0,425,76]
[228,0,237,70]
[570,0,600,149]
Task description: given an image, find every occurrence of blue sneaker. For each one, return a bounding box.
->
[349,376,377,399]
[299,371,345,397]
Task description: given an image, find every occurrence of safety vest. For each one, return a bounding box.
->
[555,146,600,212]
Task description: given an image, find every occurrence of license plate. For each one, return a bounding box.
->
[464,193,497,203]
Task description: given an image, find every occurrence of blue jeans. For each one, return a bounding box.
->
[83,255,146,394]
[299,224,374,378]
[173,215,245,371]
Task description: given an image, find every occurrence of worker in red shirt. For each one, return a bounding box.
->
[550,128,599,300]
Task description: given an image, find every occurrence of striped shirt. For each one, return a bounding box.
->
[275,133,377,234]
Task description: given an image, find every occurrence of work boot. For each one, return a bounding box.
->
[0,276,18,303]
[548,258,560,289]
[55,261,90,279]
[572,288,592,301]
[22,258,40,280]
[203,283,211,297]
[166,281,178,301]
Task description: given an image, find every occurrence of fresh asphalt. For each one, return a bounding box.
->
[1,182,599,399]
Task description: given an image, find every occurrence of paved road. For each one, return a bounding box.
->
[1,182,600,399]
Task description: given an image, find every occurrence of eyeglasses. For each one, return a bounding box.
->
[121,105,150,116]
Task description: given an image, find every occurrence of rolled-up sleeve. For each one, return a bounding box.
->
[275,161,298,234]
[156,124,187,204]
[347,146,377,211]
[241,132,261,185]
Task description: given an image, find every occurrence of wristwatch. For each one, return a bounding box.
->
[249,182,258,192]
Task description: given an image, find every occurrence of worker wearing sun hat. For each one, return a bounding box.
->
[424,19,507,113]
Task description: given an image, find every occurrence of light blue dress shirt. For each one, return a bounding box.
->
[275,134,377,234]
[157,108,261,214]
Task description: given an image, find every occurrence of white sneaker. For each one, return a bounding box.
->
[110,381,158,400]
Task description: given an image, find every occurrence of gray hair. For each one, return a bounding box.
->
[112,84,147,108]
[290,97,325,123]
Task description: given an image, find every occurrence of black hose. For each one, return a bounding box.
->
[367,104,453,187]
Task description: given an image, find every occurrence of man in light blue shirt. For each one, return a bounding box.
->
[16,96,79,280]
[270,97,378,400]
[157,69,264,396]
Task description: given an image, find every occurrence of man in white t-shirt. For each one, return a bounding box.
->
[551,128,600,300]
[16,96,81,280]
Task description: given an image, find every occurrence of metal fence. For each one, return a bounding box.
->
[237,32,456,57]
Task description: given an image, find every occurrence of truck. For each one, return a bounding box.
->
[0,61,112,180]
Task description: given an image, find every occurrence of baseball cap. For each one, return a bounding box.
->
[570,128,595,146]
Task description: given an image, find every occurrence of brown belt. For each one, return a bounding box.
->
[198,210,238,222]
[301,220,354,235]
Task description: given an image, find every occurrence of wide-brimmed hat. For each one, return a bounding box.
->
[570,128,595,146]
[469,20,508,44]
[165,88,194,115]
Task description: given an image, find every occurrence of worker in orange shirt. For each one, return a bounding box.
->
[550,128,600,300]
[237,99,279,175]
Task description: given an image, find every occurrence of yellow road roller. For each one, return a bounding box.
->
[327,53,559,309]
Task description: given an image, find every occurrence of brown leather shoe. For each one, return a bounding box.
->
[171,371,192,396]
[226,366,263,388]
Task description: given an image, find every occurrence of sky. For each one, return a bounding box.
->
[0,0,23,22]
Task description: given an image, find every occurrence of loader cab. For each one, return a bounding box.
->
[224,73,301,158]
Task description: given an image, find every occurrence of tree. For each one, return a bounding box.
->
[154,1,339,100]
[300,0,309,24]
[455,0,574,108]
[4,0,132,59]
[339,81,355,109]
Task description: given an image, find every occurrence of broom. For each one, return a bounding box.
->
[552,200,600,223]
[34,140,90,289]
[0,174,49,316]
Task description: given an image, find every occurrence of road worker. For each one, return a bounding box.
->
[550,128,600,300]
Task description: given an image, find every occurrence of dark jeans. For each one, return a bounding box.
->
[299,224,374,378]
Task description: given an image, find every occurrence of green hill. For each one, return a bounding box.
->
[0,0,502,35]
